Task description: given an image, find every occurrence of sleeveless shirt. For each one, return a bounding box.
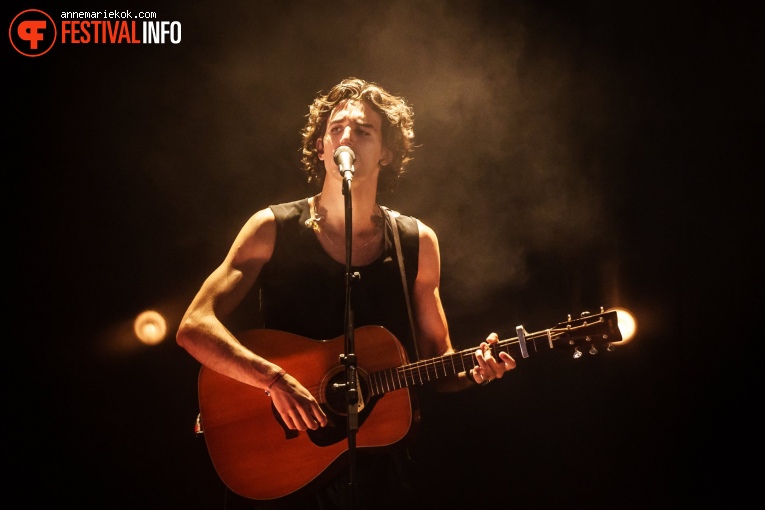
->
[256,198,420,361]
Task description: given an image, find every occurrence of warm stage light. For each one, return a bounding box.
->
[133,310,168,345]
[608,307,637,345]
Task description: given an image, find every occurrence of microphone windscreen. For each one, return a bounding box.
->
[333,146,356,165]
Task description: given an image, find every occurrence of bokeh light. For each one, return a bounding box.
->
[608,307,637,345]
[133,310,168,345]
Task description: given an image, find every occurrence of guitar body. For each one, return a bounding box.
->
[197,326,416,501]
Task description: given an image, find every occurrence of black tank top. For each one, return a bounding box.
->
[257,198,420,361]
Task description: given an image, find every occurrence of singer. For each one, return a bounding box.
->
[176,77,516,510]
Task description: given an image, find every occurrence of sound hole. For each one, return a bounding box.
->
[309,367,380,447]
[321,366,369,416]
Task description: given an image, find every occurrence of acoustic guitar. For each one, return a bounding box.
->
[197,309,623,500]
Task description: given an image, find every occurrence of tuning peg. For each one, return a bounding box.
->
[607,343,615,352]
[589,345,598,355]
[573,347,582,359]
[580,311,591,317]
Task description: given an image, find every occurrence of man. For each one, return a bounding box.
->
[177,77,516,509]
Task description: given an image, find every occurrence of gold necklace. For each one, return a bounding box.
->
[305,194,383,250]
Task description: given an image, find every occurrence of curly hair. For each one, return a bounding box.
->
[300,77,415,193]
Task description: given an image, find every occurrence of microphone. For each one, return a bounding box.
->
[333,146,356,181]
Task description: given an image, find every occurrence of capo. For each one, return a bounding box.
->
[516,325,530,358]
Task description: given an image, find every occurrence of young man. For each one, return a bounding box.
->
[177,77,516,509]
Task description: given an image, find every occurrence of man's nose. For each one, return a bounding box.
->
[339,126,353,145]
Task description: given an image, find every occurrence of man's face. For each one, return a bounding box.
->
[317,99,390,182]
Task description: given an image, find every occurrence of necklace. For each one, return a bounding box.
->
[305,193,384,250]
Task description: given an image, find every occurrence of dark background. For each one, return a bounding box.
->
[7,1,762,508]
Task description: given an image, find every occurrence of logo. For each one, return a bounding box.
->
[9,9,57,57]
[10,9,182,57]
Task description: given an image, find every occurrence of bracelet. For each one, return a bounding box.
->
[264,369,286,396]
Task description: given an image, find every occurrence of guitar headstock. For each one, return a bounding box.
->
[549,309,623,357]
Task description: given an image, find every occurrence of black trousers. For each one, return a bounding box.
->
[223,447,424,510]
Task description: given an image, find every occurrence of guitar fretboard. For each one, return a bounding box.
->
[367,338,526,395]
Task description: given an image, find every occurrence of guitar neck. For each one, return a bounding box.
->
[367,309,622,396]
[367,338,523,395]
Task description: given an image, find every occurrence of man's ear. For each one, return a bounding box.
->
[316,138,325,161]
[380,147,392,166]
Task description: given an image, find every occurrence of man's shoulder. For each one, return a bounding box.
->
[380,206,423,244]
[381,205,413,222]
[268,197,310,221]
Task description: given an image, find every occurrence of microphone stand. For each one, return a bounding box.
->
[340,171,360,509]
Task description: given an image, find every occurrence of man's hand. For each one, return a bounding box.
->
[268,373,329,431]
[468,332,517,383]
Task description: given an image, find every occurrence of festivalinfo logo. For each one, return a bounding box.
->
[9,8,182,57]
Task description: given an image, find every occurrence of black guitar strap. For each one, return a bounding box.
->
[382,207,420,361]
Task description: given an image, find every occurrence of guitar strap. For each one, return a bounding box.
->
[382,207,420,361]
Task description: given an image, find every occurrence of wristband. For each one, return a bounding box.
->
[264,369,286,396]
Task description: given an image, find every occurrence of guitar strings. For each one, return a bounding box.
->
[295,319,615,399]
[298,331,554,399]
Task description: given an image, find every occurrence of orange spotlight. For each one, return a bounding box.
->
[608,307,637,345]
[133,310,168,345]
